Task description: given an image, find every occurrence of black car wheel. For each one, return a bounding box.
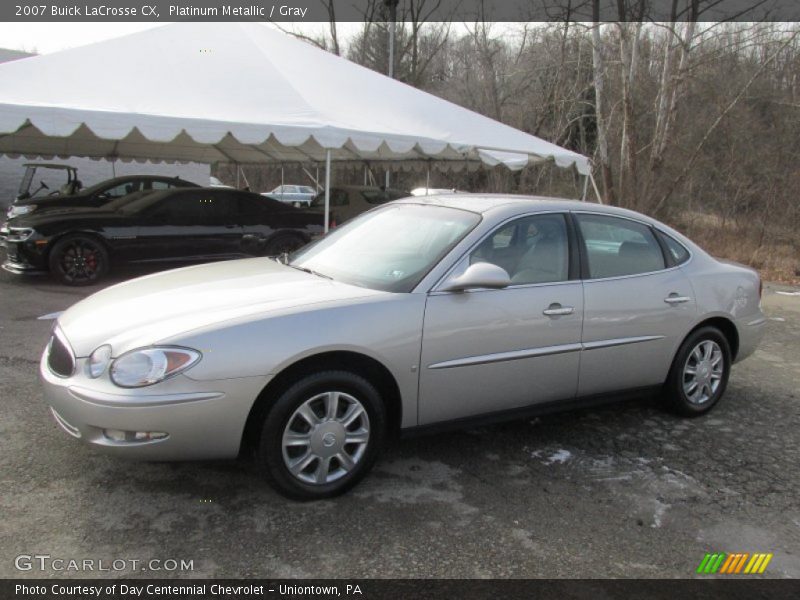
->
[264,233,306,256]
[664,326,731,417]
[257,370,386,500]
[48,235,110,286]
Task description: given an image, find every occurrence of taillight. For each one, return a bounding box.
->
[758,276,763,299]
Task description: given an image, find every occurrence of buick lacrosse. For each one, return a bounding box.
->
[40,195,765,499]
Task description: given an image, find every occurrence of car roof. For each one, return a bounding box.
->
[392,193,660,223]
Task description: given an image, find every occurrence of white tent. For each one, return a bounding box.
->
[0,22,595,224]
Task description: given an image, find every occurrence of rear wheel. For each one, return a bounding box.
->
[48,235,110,286]
[257,370,386,500]
[664,326,731,416]
[264,233,306,256]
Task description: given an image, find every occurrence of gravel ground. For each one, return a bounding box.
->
[0,265,798,579]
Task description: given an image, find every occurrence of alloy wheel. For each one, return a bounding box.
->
[60,240,101,282]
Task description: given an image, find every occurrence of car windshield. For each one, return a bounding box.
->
[290,204,480,293]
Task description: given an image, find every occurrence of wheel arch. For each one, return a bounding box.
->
[681,315,740,362]
[240,350,403,457]
[45,230,112,263]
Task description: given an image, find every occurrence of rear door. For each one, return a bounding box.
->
[574,212,698,396]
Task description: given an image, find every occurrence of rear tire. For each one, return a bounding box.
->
[257,370,386,500]
[48,234,110,286]
[264,233,306,257]
[664,326,731,417]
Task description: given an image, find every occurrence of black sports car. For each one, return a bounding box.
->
[2,187,324,285]
[6,174,200,219]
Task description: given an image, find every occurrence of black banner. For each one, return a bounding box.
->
[2,0,800,23]
[4,579,800,600]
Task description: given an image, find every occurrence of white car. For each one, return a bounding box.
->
[266,185,317,207]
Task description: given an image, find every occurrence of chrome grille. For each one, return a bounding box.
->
[48,329,75,378]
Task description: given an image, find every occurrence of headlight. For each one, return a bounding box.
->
[110,347,201,388]
[86,344,112,378]
[8,205,35,218]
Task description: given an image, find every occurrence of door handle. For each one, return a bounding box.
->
[664,294,691,304]
[543,303,574,316]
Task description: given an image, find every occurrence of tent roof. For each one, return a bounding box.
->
[0,22,590,175]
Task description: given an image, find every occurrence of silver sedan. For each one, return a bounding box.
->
[40,195,766,499]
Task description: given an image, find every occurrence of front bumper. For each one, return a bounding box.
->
[40,348,268,461]
[2,238,48,274]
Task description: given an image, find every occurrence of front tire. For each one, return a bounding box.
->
[664,326,731,417]
[48,234,110,286]
[257,371,386,500]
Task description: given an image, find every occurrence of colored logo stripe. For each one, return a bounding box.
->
[698,552,773,574]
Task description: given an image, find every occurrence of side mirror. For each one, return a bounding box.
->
[440,262,511,292]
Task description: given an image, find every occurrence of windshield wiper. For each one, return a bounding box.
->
[284,262,333,280]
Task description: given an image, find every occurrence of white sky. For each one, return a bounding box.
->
[0,22,372,54]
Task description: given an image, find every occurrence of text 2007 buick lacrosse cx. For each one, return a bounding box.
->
[41,195,766,499]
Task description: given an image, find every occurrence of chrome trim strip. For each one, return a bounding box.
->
[581,335,666,350]
[427,335,665,370]
[428,342,583,370]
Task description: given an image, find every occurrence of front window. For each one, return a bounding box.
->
[290,204,480,292]
[470,214,569,284]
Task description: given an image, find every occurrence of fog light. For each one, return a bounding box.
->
[103,429,168,442]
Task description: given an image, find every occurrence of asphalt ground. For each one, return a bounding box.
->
[1,263,798,579]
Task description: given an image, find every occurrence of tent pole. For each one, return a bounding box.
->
[581,173,589,201]
[426,162,431,195]
[588,171,603,204]
[324,149,332,234]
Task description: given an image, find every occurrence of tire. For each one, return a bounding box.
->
[257,370,386,500]
[664,326,731,417]
[264,233,306,256]
[48,234,110,286]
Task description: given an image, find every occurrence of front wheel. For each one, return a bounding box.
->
[48,234,110,286]
[664,326,731,417]
[257,371,386,500]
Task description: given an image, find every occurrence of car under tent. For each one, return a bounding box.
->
[0,21,596,232]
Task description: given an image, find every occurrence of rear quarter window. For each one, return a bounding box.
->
[656,230,691,265]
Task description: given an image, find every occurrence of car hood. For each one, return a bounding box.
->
[57,258,386,356]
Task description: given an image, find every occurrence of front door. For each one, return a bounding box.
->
[418,213,583,425]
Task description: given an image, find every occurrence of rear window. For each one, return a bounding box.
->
[577,214,665,279]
